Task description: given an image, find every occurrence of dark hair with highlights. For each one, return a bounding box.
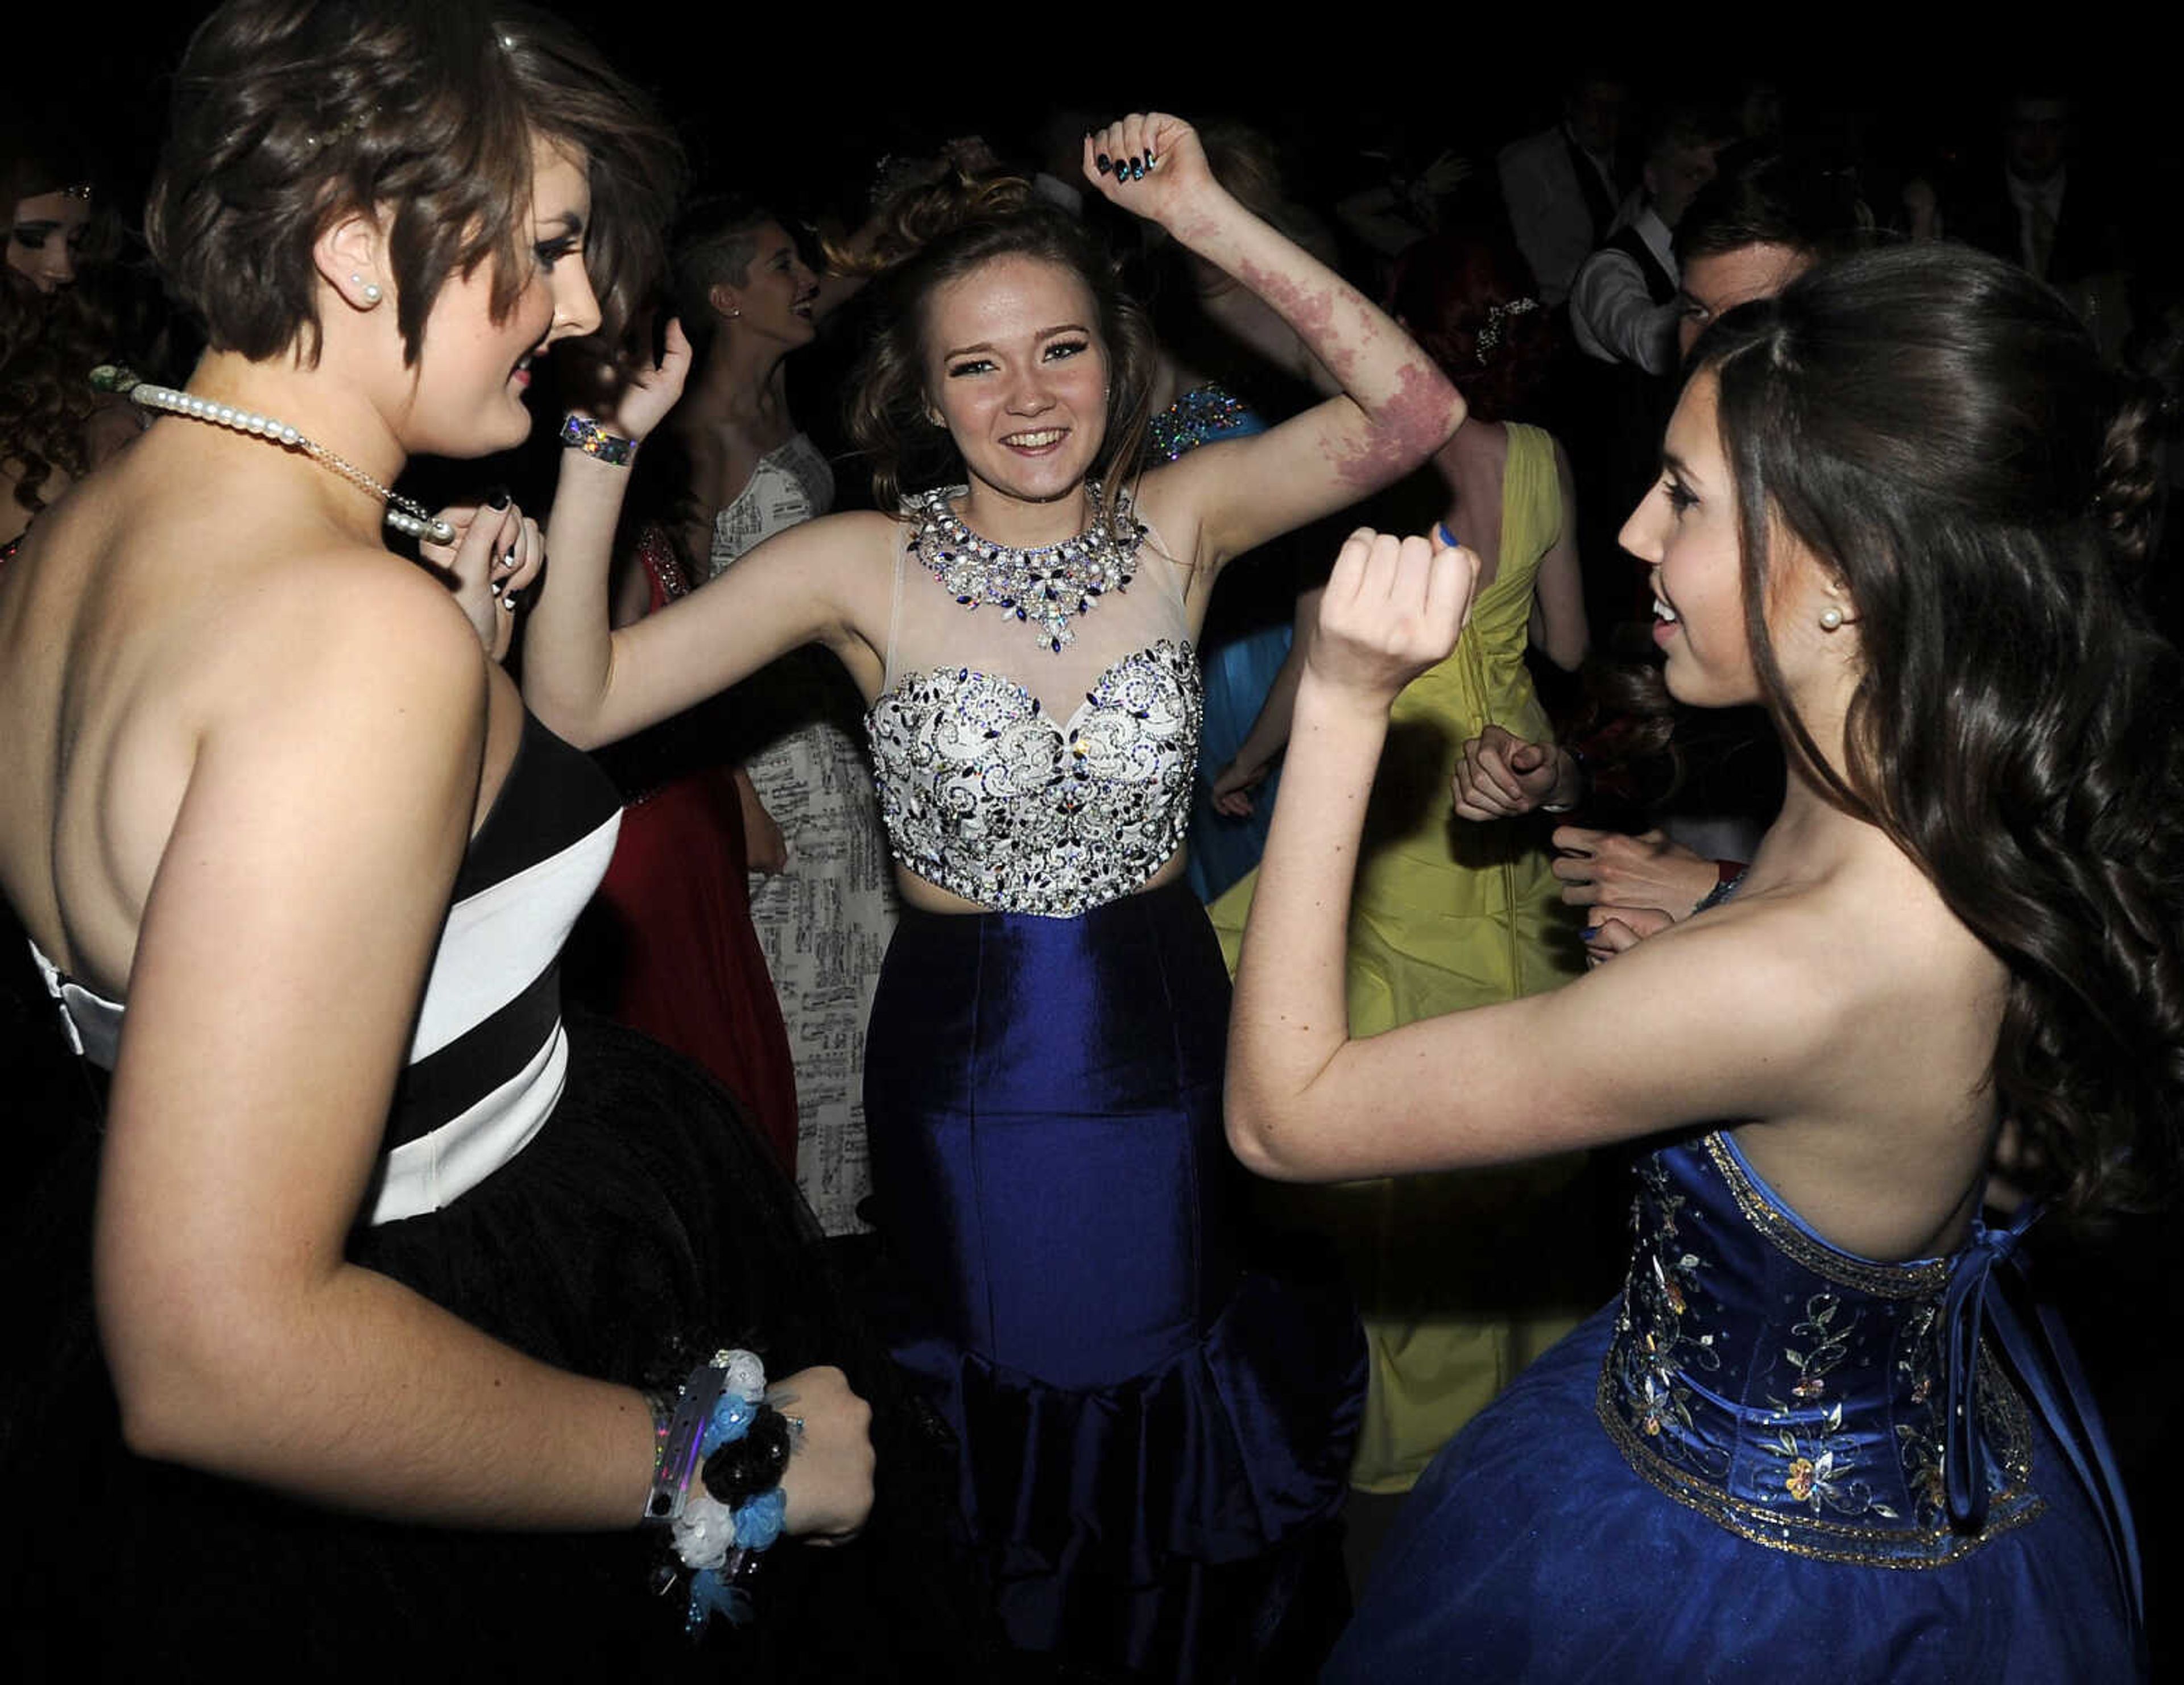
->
[147,0,678,366]
[1696,243,2182,1221]
[843,174,1157,535]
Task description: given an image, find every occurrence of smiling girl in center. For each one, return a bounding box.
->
[524,112,1465,1680]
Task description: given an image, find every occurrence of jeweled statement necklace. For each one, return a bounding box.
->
[907,481,1145,653]
[128,382,456,545]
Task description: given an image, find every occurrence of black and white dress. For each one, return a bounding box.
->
[2,714,970,1680]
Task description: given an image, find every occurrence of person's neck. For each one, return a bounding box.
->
[689,328,789,425]
[183,348,407,539]
[954,477,1098,549]
[1743,701,1872,877]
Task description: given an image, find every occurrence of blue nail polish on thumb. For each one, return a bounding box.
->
[1579,926,1600,942]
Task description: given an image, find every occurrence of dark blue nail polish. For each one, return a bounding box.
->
[1579,926,1600,942]
[485,485,511,509]
[1096,154,1111,175]
[1130,159,1145,181]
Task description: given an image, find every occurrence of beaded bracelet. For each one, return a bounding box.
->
[560,412,639,466]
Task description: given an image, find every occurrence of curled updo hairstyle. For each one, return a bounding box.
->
[1698,243,2181,1220]
[147,0,679,366]
[1389,229,1557,423]
[844,174,1158,531]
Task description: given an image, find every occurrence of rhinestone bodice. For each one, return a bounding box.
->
[867,642,1201,916]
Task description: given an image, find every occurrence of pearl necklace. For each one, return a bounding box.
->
[906,481,1144,654]
[127,383,456,545]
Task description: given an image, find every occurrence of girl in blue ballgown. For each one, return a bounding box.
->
[1228,244,2165,1682]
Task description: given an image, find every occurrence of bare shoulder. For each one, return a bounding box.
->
[1578,886,1869,1077]
[1606,858,2001,1110]
[163,543,490,834]
[217,542,484,706]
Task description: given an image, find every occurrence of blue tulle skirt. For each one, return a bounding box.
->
[1327,1301,2139,1684]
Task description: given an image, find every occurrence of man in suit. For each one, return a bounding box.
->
[1497,72,1629,307]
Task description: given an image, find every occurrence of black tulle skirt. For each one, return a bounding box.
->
[1,1014,986,1683]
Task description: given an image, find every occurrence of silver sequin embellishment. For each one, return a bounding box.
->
[867,642,1202,916]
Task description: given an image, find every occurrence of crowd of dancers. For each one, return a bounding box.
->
[2,9,2178,1682]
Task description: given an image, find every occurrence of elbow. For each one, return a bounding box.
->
[1362,372,1467,488]
[99,1274,289,1474]
[1223,1089,1319,1184]
[107,1334,251,1470]
[523,681,609,754]
[1409,367,1468,458]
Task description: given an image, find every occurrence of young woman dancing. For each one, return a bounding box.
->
[1227,244,2162,1681]
[0,5,920,1674]
[524,117,1466,1679]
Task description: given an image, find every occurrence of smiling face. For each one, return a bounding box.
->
[7,188,93,293]
[719,221,818,346]
[1623,369,1846,710]
[921,254,1110,506]
[1620,372,1760,707]
[404,138,600,456]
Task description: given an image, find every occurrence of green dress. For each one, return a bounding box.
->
[1209,422,1592,1492]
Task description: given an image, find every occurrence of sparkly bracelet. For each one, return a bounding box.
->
[560,412,638,466]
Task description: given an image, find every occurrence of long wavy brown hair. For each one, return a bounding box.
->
[1699,243,2181,1223]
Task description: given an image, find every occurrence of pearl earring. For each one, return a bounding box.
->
[1818,605,1844,631]
[350,273,382,306]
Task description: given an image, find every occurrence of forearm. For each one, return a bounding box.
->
[1227,620,1312,775]
[1226,671,1387,1168]
[527,449,635,746]
[109,1257,655,1530]
[1170,189,1460,456]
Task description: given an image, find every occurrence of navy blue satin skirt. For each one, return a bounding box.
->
[864,879,1364,1680]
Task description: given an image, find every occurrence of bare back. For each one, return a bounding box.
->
[0,425,519,1005]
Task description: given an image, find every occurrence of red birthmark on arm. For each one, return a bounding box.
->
[1235,258,1341,354]
[1227,257,1463,491]
[1326,363,1467,492]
